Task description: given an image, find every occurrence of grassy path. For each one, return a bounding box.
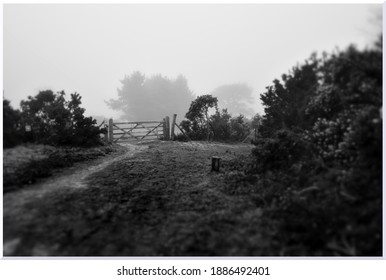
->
[4,141,266,256]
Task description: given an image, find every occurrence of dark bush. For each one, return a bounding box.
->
[251,129,318,173]
[229,114,250,141]
[246,40,382,255]
[179,119,208,141]
[181,105,253,142]
[174,133,189,142]
[3,100,22,148]
[19,91,103,147]
[211,109,231,141]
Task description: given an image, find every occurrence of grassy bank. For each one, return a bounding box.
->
[3,144,123,193]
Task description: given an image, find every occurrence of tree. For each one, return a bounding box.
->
[185,94,218,141]
[106,72,195,121]
[230,114,250,141]
[211,83,254,117]
[20,90,102,146]
[210,108,232,141]
[250,113,263,134]
[20,90,58,140]
[260,56,319,136]
[181,95,255,142]
[67,93,102,146]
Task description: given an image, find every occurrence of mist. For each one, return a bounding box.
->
[3,4,380,122]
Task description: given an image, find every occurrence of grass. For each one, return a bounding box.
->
[3,144,119,193]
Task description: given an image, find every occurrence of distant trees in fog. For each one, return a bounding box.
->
[211,83,254,117]
[106,71,195,121]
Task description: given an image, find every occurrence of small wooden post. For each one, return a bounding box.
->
[165,116,170,140]
[171,114,177,141]
[212,156,220,171]
[108,118,114,143]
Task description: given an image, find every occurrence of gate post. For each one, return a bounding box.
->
[164,116,170,140]
[162,118,166,140]
[104,120,109,142]
[108,118,114,143]
[163,117,169,140]
[171,114,177,141]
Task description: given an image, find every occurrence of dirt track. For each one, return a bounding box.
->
[3,141,262,256]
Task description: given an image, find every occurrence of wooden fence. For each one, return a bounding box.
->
[103,114,189,143]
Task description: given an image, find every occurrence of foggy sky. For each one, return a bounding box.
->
[3,4,381,120]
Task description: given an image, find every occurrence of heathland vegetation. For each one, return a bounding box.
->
[219,38,382,255]
[3,36,381,255]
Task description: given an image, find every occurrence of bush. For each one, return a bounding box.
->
[174,133,189,142]
[251,129,319,173]
[179,119,208,141]
[241,38,382,255]
[181,107,253,142]
[211,109,231,141]
[229,115,250,141]
[3,100,22,148]
[18,91,103,147]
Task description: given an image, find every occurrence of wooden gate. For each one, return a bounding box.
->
[107,117,170,143]
[104,114,190,143]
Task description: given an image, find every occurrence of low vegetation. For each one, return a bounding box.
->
[3,145,117,193]
[179,95,253,142]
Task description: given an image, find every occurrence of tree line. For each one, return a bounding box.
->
[4,73,260,147]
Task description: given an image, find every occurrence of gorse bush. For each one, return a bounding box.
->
[252,129,319,173]
[3,100,22,148]
[245,37,382,255]
[180,95,252,142]
[210,109,232,141]
[229,114,250,141]
[4,90,104,148]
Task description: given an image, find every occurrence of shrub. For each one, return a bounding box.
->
[244,38,382,255]
[19,91,103,147]
[210,109,231,141]
[181,106,253,142]
[3,100,22,148]
[184,94,218,141]
[230,114,250,141]
[251,129,318,173]
[174,133,189,142]
[179,119,208,140]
